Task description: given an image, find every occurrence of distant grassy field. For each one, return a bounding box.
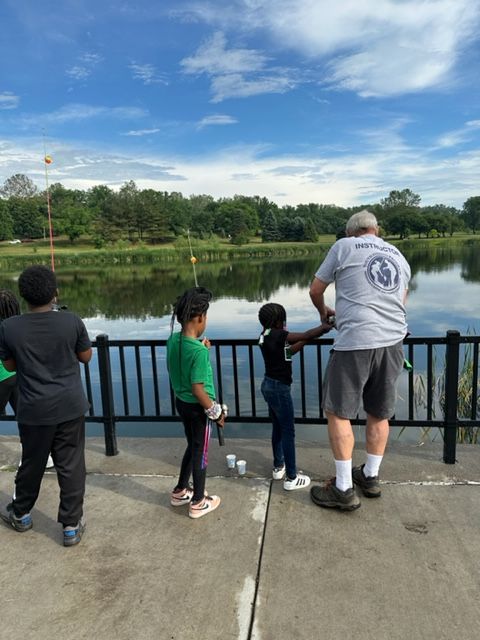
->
[1,232,478,270]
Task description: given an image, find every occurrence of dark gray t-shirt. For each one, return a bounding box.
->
[0,311,91,425]
[315,235,410,351]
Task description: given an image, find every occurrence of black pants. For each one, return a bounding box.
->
[175,399,211,503]
[0,375,18,415]
[13,416,86,526]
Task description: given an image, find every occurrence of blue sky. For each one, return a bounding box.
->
[1,0,479,208]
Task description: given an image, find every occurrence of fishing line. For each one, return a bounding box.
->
[42,129,55,272]
[187,228,198,287]
[185,229,225,446]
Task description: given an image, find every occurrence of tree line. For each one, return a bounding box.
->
[1,174,479,245]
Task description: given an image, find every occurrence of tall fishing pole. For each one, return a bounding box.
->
[42,131,55,271]
[187,228,198,286]
[186,229,225,446]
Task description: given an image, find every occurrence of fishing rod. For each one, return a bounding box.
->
[186,229,225,446]
[42,130,55,272]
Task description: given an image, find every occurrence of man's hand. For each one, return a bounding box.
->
[320,306,335,323]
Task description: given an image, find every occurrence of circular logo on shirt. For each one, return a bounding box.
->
[365,254,401,292]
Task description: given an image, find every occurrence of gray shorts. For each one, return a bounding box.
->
[322,342,404,420]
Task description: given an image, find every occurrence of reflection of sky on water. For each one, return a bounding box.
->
[83,267,480,340]
[406,268,480,336]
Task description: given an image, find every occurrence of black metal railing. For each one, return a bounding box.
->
[2,331,479,464]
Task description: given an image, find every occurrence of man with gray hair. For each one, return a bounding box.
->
[309,210,410,510]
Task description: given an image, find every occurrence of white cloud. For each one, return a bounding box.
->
[66,66,91,80]
[20,103,148,126]
[1,121,479,208]
[122,128,161,136]
[66,51,102,81]
[436,120,480,148]
[0,92,19,110]
[79,53,103,65]
[178,0,480,97]
[181,31,298,101]
[182,31,267,75]
[129,63,168,85]
[197,114,238,128]
[210,73,295,102]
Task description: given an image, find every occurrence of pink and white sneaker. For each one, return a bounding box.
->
[170,487,194,507]
[188,495,221,519]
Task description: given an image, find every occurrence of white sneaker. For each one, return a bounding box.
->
[272,466,286,480]
[283,473,311,491]
[46,455,55,469]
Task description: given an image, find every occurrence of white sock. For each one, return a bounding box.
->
[334,459,353,491]
[364,453,383,478]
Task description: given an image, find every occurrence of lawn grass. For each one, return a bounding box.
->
[1,232,479,268]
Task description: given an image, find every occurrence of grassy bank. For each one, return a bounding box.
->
[1,233,479,270]
[0,235,335,270]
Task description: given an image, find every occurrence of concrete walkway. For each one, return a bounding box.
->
[0,436,479,640]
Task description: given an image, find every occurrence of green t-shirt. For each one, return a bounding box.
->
[0,360,15,382]
[166,332,216,403]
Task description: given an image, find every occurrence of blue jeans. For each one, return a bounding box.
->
[261,376,296,479]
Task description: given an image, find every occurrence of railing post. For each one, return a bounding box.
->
[443,330,460,464]
[96,333,118,456]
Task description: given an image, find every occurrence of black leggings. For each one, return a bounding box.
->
[0,375,18,415]
[175,398,211,503]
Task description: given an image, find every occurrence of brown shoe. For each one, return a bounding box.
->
[352,464,381,498]
[310,478,361,511]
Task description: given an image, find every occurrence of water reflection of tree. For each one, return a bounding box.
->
[403,243,480,282]
[0,255,325,319]
[1,243,479,319]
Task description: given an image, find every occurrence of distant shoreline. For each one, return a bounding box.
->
[1,233,479,270]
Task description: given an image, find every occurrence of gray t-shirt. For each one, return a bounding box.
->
[0,310,91,425]
[315,234,410,351]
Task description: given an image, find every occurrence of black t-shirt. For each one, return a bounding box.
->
[0,311,91,425]
[259,328,292,385]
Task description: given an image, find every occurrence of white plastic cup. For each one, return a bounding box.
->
[236,459,247,475]
[226,454,236,469]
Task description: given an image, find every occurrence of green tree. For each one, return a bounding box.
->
[8,196,45,238]
[0,199,14,240]
[188,194,216,237]
[56,203,92,243]
[303,217,318,242]
[164,192,190,235]
[381,189,422,239]
[1,173,38,199]
[380,188,421,209]
[118,180,139,240]
[137,189,169,240]
[261,210,280,242]
[89,187,122,243]
[462,197,480,234]
[214,200,258,241]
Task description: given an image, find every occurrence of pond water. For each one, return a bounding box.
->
[1,240,479,442]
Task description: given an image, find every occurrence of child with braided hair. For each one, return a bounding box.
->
[167,286,225,518]
[258,303,332,490]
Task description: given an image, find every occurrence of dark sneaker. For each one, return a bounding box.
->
[63,519,85,547]
[310,479,361,511]
[352,464,381,498]
[0,503,32,532]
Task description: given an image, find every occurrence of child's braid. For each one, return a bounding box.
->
[258,303,286,330]
[170,286,213,331]
[0,289,20,322]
